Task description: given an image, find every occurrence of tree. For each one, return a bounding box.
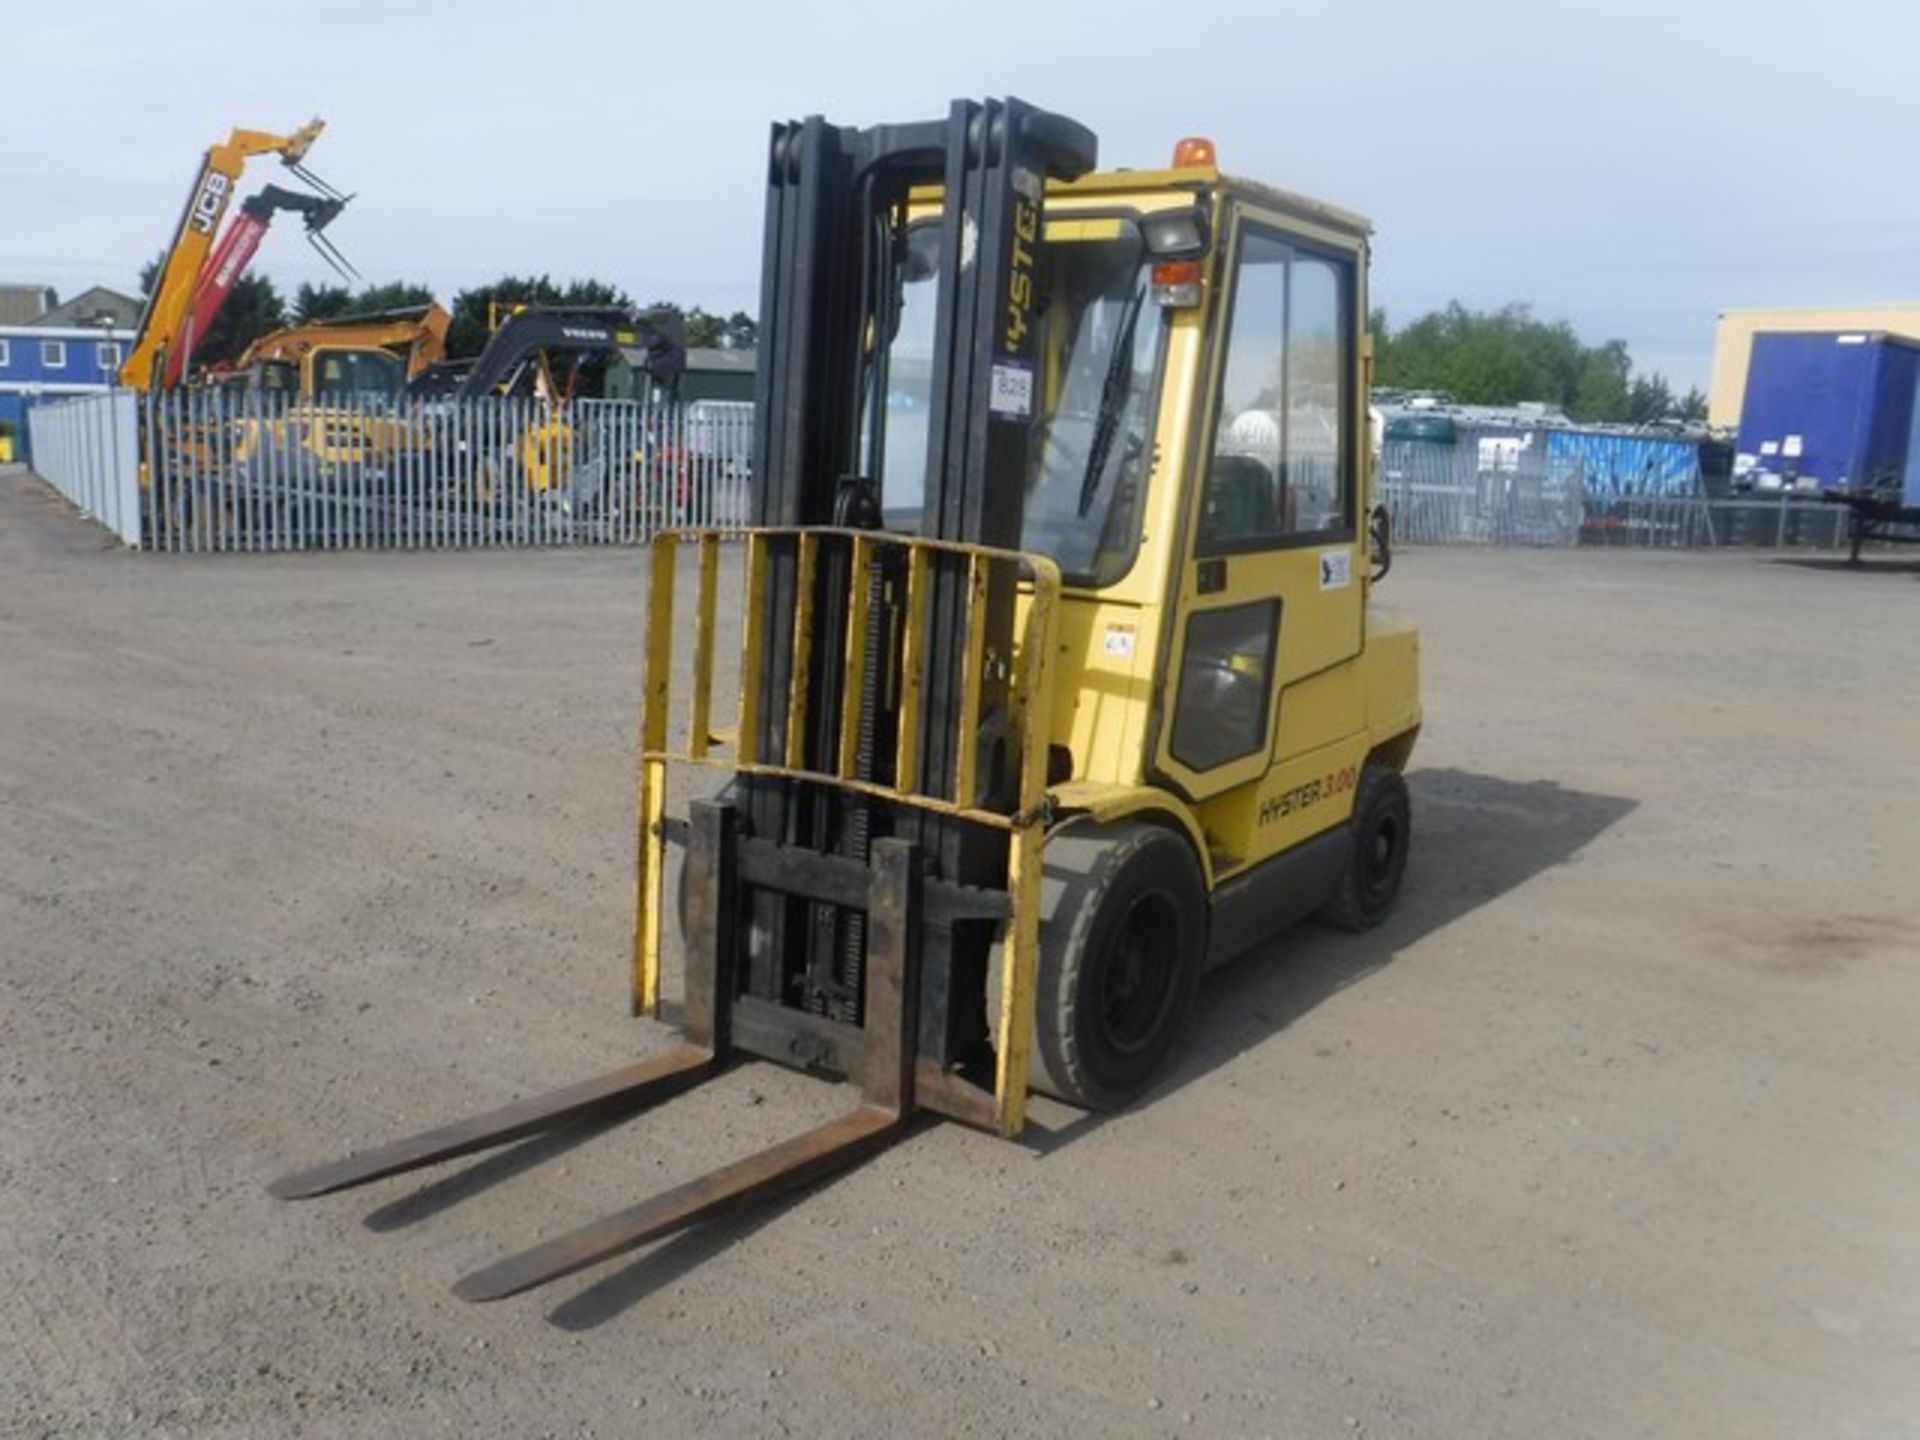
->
[643,301,758,351]
[348,281,436,316]
[440,280,757,360]
[446,275,634,357]
[1374,302,1694,426]
[1625,373,1675,426]
[293,282,353,323]
[295,280,437,325]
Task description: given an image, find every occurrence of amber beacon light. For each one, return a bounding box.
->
[1171,136,1217,168]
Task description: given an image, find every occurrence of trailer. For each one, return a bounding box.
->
[1735,330,1920,561]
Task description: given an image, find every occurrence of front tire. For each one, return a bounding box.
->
[1030,823,1207,1111]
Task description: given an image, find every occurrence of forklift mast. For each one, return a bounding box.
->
[745,97,1096,1101]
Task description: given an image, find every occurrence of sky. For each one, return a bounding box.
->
[5,0,1917,391]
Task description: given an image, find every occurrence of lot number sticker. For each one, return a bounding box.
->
[989,361,1033,420]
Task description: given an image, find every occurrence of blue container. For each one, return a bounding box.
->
[1736,330,1920,504]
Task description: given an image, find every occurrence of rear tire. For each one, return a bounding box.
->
[1030,823,1207,1111]
[1316,764,1411,932]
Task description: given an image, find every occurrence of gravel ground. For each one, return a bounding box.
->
[3,466,1917,1439]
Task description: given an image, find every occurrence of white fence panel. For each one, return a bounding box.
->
[27,392,142,547]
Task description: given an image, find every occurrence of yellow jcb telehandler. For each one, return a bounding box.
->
[271,98,1421,1302]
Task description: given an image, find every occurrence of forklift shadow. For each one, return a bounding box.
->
[348,770,1632,1320]
[1019,767,1637,1154]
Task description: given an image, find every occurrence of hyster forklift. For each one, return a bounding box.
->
[271,98,1421,1301]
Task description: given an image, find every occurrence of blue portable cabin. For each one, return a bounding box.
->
[0,324,136,465]
[1735,330,1920,505]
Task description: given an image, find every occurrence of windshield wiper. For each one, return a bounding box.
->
[1075,280,1147,517]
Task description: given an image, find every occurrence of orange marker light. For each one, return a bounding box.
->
[1151,260,1203,308]
[1172,136,1217,169]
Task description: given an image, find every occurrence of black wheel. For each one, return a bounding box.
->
[1030,823,1207,1111]
[1317,764,1411,932]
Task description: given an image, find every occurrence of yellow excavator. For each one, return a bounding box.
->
[227,303,451,399]
[272,99,1421,1302]
[208,304,452,505]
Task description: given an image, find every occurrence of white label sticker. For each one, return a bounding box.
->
[1102,624,1136,658]
[989,361,1033,419]
[1782,434,1804,458]
[1319,550,1352,591]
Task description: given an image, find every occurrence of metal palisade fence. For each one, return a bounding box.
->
[28,388,750,553]
[28,391,1854,553]
[1375,425,1852,550]
[138,388,753,553]
[23,389,144,546]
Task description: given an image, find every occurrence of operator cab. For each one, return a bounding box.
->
[227,347,407,406]
[870,139,1377,871]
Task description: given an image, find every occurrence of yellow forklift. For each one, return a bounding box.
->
[272,98,1420,1300]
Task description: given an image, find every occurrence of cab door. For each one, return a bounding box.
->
[1150,203,1366,803]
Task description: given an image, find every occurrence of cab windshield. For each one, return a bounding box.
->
[873,215,1162,587]
[312,349,405,405]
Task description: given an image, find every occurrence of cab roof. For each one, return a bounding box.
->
[1051,164,1373,240]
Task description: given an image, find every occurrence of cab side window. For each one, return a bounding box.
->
[1198,230,1353,549]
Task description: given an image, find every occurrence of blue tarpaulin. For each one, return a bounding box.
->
[1545,430,1700,499]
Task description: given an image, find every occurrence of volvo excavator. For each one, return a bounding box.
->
[271,99,1421,1302]
[409,304,686,511]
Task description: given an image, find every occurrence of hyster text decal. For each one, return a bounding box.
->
[1257,763,1357,826]
[1003,196,1038,352]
